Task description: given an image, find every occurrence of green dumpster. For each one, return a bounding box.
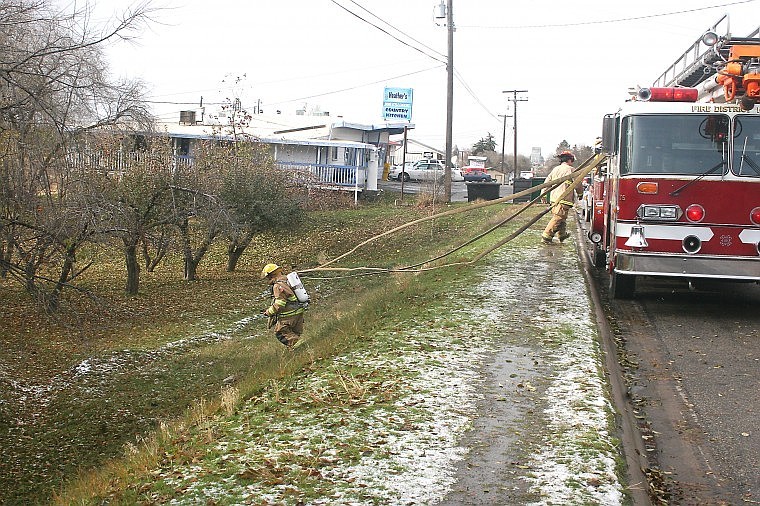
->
[512,178,532,202]
[530,177,546,202]
[513,177,546,203]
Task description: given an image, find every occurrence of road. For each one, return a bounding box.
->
[378,179,512,203]
[587,247,760,504]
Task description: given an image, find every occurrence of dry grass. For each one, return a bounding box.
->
[1,194,522,505]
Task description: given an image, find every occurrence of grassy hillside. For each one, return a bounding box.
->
[0,193,536,504]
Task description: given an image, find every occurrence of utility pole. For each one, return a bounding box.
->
[498,113,511,182]
[502,89,528,183]
[444,0,454,202]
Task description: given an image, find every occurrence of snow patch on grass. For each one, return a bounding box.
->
[141,285,501,504]
[119,239,624,505]
[522,248,624,505]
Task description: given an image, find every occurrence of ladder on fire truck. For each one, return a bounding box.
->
[651,15,760,107]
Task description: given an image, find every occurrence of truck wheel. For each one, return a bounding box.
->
[610,270,635,299]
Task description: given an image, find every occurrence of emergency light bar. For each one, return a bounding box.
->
[637,87,699,102]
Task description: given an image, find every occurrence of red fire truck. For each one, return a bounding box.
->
[585,16,760,298]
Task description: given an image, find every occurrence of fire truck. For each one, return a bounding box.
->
[585,15,760,298]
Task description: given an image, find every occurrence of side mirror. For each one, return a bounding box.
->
[601,114,618,155]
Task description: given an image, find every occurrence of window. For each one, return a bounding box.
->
[620,114,728,176]
[175,137,190,156]
[734,115,760,178]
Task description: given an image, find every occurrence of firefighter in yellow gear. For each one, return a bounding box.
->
[542,151,582,244]
[261,263,304,347]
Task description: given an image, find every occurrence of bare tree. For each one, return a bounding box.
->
[0,0,155,308]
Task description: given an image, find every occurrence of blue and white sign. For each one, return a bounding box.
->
[382,87,413,121]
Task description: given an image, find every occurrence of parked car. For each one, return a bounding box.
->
[463,170,493,182]
[389,160,464,182]
[388,161,415,181]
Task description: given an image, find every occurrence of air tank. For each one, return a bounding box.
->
[286,271,310,304]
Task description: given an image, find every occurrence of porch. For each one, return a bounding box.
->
[275,161,364,189]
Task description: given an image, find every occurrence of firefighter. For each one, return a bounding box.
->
[261,263,305,347]
[541,151,582,244]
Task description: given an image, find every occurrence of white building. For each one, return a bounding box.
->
[153,110,411,194]
[389,138,444,166]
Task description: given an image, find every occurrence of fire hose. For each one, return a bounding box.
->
[300,153,607,279]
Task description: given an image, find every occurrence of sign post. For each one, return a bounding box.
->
[383,87,413,202]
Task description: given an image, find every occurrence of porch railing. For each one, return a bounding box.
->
[66,151,193,172]
[276,162,363,188]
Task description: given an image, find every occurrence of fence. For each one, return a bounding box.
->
[276,162,363,189]
[66,151,193,173]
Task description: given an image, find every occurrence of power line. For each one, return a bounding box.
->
[329,0,446,64]
[142,59,430,103]
[458,0,757,29]
[261,65,444,107]
[327,0,504,129]
[331,2,501,129]
[142,65,442,110]
[344,0,446,60]
[453,69,500,122]
[144,99,223,106]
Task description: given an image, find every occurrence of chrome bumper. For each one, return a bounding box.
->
[615,252,760,280]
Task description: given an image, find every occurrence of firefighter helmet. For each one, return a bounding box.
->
[558,150,575,162]
[261,263,281,278]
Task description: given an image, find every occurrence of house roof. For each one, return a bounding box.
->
[330,119,413,135]
[151,114,410,150]
[153,121,366,149]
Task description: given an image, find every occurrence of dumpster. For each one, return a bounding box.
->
[530,177,546,202]
[512,178,532,202]
[466,181,500,201]
[513,177,546,203]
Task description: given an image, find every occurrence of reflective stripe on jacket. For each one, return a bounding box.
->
[265,277,305,318]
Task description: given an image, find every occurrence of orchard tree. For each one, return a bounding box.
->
[171,95,306,279]
[175,139,234,282]
[73,134,178,295]
[0,0,154,309]
[221,143,306,272]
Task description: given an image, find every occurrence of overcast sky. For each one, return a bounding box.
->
[91,0,759,159]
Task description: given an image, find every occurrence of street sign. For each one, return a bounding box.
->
[382,87,413,121]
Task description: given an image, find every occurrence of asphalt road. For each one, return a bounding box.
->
[588,249,760,504]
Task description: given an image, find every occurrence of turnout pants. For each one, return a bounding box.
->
[542,203,571,241]
[274,314,304,346]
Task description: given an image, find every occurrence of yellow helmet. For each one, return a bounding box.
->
[261,263,281,278]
